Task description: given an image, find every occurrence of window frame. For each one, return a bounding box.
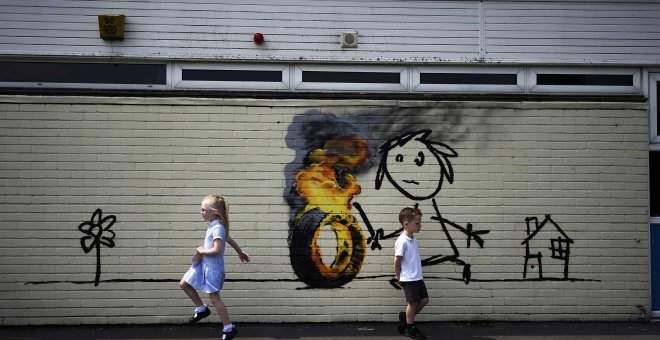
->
[528,67,641,95]
[0,60,171,90]
[651,151,660,224]
[0,59,648,97]
[650,73,660,145]
[173,63,290,91]
[293,64,409,92]
[412,66,524,93]
[651,74,660,225]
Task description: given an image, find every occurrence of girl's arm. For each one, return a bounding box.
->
[196,239,222,256]
[227,235,251,263]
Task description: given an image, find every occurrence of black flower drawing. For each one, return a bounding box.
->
[78,208,116,286]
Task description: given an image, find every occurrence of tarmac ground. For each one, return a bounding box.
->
[3,321,660,340]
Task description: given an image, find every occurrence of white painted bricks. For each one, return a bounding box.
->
[0,96,649,325]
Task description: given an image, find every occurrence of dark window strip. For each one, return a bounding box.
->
[651,151,660,217]
[420,73,518,85]
[302,71,400,84]
[536,74,633,86]
[182,69,282,82]
[657,82,660,134]
[0,62,166,85]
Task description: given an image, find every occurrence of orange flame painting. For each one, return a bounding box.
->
[288,135,371,288]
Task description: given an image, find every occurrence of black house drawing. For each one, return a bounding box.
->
[521,215,574,280]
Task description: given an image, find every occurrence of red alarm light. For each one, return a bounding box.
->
[253,33,264,44]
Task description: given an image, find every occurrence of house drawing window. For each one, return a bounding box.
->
[550,237,570,260]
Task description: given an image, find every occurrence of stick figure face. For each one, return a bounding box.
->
[376,130,458,201]
[386,139,440,199]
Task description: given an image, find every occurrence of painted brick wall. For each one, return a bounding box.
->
[0,96,649,325]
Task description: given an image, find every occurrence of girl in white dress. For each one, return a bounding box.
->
[180,195,250,340]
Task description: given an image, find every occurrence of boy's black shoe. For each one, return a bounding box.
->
[188,307,211,323]
[398,312,406,334]
[222,326,238,340]
[403,325,427,339]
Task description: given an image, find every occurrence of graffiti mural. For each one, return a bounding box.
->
[286,116,376,288]
[355,130,490,285]
[522,214,574,280]
[78,208,117,286]
[25,108,599,290]
[283,109,494,287]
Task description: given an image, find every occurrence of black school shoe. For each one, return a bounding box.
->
[222,326,238,340]
[398,312,406,334]
[188,307,211,323]
[403,325,427,340]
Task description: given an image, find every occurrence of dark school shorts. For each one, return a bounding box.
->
[399,280,429,303]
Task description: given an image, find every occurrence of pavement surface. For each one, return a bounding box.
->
[2,321,660,340]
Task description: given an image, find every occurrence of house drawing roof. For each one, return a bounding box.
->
[521,214,574,245]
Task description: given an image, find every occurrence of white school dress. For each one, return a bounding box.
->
[182,219,226,293]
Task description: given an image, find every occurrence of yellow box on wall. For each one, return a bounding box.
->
[98,15,125,40]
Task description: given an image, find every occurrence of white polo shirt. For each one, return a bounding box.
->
[395,233,423,282]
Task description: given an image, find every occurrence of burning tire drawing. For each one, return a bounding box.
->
[289,208,366,288]
[287,135,372,288]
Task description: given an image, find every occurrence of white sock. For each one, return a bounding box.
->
[223,324,235,333]
[195,304,207,313]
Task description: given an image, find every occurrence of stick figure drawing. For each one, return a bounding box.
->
[354,130,490,284]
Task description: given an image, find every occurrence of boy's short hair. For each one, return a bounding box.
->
[399,207,422,225]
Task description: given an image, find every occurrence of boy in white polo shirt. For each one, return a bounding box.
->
[394,207,428,340]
